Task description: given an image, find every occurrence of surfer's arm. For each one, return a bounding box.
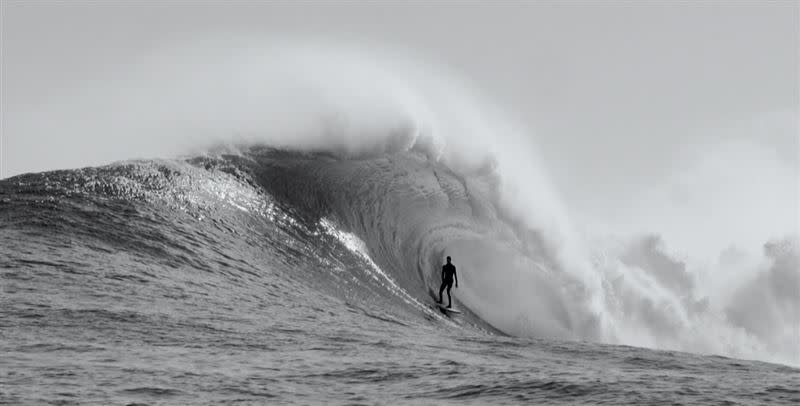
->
[454,268,458,287]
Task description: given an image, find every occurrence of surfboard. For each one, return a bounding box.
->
[436,303,462,314]
[429,289,461,314]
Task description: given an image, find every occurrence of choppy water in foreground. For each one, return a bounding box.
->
[2,149,797,404]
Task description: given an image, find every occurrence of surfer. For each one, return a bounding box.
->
[436,256,458,308]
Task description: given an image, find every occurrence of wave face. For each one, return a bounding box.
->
[2,150,798,404]
[189,146,609,342]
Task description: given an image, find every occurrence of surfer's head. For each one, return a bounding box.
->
[446,256,451,263]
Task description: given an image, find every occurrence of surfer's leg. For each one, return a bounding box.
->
[437,282,445,304]
[446,283,452,308]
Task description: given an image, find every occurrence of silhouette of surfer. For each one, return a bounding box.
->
[436,256,458,308]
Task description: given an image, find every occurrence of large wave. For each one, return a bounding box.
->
[13,39,798,366]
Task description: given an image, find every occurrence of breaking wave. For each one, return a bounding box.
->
[6,40,797,366]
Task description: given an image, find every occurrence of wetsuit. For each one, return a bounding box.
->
[438,262,457,307]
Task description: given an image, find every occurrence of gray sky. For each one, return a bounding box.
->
[2,2,797,243]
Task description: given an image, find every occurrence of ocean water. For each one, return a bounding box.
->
[2,147,797,405]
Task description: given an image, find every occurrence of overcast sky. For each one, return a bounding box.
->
[2,2,797,238]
